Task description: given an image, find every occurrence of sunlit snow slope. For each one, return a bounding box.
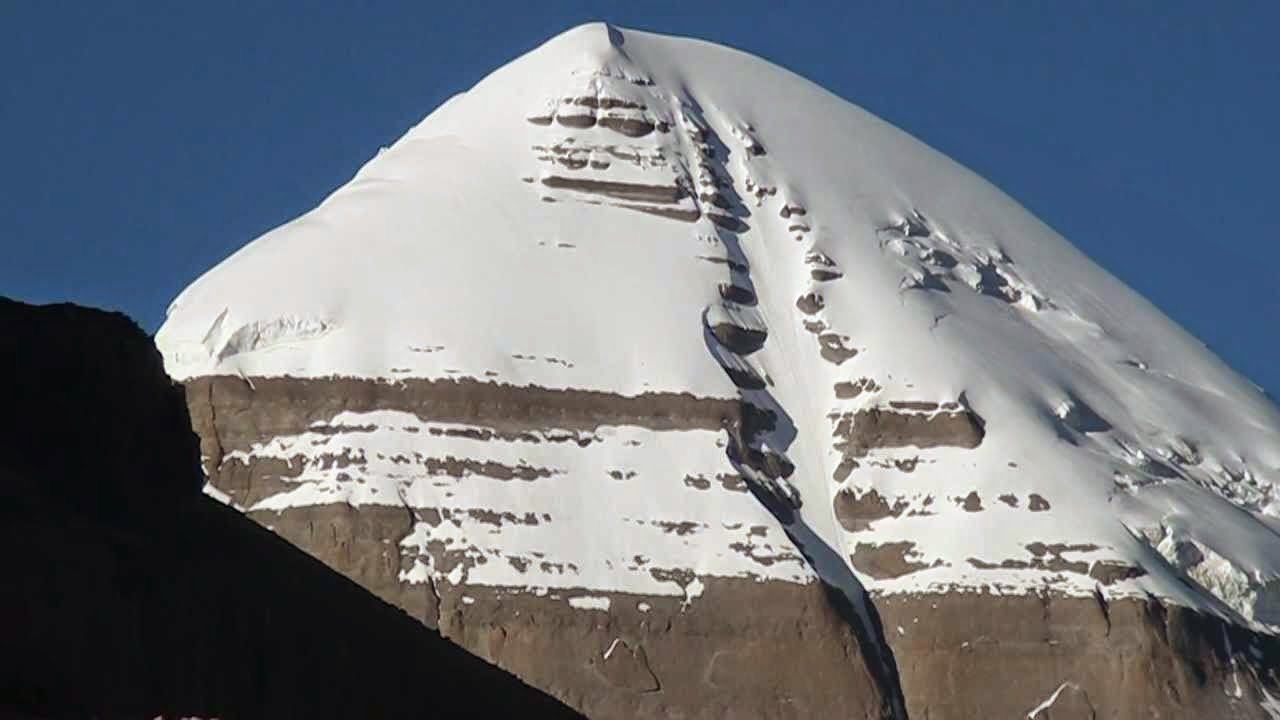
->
[158,23,1280,632]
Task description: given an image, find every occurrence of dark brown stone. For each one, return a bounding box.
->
[834,378,881,400]
[541,176,684,204]
[555,113,596,128]
[830,404,984,457]
[850,542,931,579]
[876,592,1279,719]
[795,292,824,314]
[1089,561,1148,585]
[833,457,860,483]
[716,473,749,493]
[682,474,711,490]
[597,116,655,137]
[818,332,858,365]
[834,488,907,532]
[184,375,751,462]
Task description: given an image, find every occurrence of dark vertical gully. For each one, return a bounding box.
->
[680,97,909,719]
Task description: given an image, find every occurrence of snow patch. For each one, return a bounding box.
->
[568,596,611,611]
[1026,682,1072,718]
[603,637,623,660]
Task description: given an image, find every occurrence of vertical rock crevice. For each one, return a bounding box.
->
[678,100,909,719]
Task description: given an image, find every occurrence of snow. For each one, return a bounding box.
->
[603,637,622,660]
[239,410,812,596]
[201,482,237,509]
[1026,682,1071,718]
[159,22,1280,632]
[568,596,611,611]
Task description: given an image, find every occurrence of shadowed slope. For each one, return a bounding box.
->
[0,298,580,720]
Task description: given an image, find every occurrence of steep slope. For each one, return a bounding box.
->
[156,23,1280,718]
[0,298,579,719]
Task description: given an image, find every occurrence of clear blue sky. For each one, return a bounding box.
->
[2,2,1276,395]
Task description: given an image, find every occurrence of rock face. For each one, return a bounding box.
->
[0,299,578,719]
[876,594,1280,718]
[180,374,1280,719]
[182,375,902,718]
[156,23,1280,719]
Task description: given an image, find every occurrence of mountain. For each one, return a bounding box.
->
[0,298,579,719]
[154,23,1280,718]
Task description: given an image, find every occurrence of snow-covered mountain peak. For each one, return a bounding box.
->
[158,24,1280,634]
[538,21,631,66]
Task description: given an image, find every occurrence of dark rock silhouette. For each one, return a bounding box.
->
[0,298,580,720]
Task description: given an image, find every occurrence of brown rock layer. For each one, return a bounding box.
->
[877,592,1280,719]
[192,375,892,718]
[183,375,753,473]
[184,374,1280,719]
[435,579,883,718]
[831,404,984,459]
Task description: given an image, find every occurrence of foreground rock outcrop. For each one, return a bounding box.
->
[0,299,579,719]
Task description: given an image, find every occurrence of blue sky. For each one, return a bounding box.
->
[2,2,1276,395]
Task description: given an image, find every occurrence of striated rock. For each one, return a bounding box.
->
[186,374,898,719]
[185,372,1280,719]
